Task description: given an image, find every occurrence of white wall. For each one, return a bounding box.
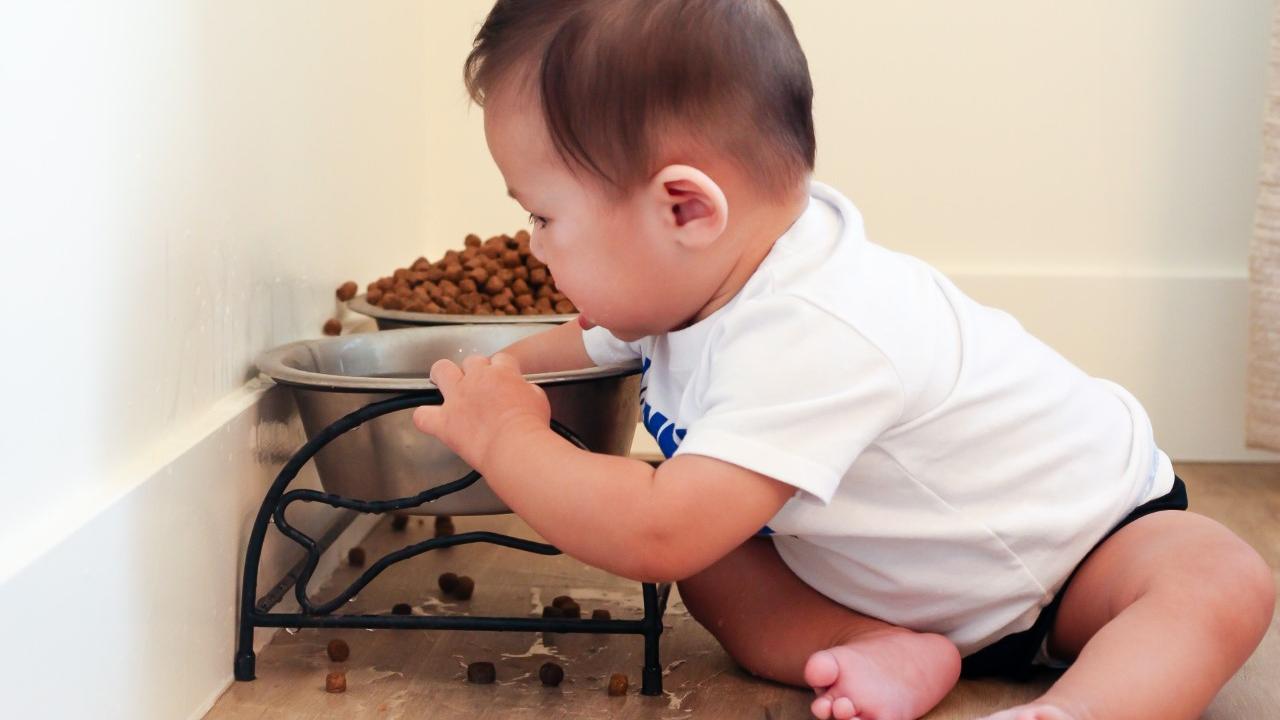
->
[420,0,1279,461]
[0,1,433,717]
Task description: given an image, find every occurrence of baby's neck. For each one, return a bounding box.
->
[683,183,810,327]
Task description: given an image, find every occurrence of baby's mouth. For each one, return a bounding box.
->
[577,313,597,331]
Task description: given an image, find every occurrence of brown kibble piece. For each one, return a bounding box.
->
[514,294,534,309]
[539,661,565,686]
[454,575,475,600]
[391,515,409,531]
[326,638,350,662]
[608,673,628,696]
[512,278,530,295]
[542,605,563,618]
[458,277,478,293]
[438,572,460,594]
[551,595,575,609]
[435,519,455,538]
[555,300,575,314]
[391,602,412,615]
[382,295,404,310]
[336,281,358,301]
[347,547,366,567]
[465,233,482,248]
[501,249,521,267]
[322,318,342,336]
[366,287,384,304]
[559,601,581,619]
[484,275,505,294]
[591,609,611,621]
[326,671,347,693]
[467,661,496,684]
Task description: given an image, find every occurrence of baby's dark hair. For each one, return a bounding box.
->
[465,0,815,198]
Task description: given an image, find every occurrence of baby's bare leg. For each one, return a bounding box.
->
[981,511,1275,720]
[678,536,961,720]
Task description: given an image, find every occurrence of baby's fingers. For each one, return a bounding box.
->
[430,358,463,394]
[411,405,443,436]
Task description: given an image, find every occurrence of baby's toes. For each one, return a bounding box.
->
[811,694,834,719]
[805,649,841,690]
[832,696,858,719]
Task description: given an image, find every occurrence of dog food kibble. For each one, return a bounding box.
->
[467,661,496,684]
[608,673,629,696]
[390,515,409,531]
[326,638,350,662]
[347,547,366,567]
[539,661,565,687]
[559,601,581,619]
[551,595,575,609]
[453,575,475,600]
[336,281,358,301]
[358,232,575,316]
[434,518,455,538]
[322,318,342,336]
[391,603,413,615]
[438,572,460,594]
[326,671,347,693]
[542,605,563,618]
[591,609,611,621]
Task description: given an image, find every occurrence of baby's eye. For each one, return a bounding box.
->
[527,213,549,229]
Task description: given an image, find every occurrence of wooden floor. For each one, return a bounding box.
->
[206,463,1280,719]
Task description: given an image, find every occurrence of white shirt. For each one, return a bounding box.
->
[582,181,1174,656]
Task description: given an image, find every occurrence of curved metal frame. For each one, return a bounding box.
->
[233,391,669,695]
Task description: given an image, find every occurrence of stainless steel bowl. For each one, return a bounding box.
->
[257,324,640,515]
[346,294,576,330]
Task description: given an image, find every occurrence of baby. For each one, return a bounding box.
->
[411,2,1276,719]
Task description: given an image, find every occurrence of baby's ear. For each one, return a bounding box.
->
[647,165,728,250]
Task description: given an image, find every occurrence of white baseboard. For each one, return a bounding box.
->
[0,380,379,720]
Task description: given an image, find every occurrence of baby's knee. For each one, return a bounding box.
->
[1191,536,1275,638]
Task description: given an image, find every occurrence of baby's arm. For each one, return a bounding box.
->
[495,320,595,375]
[412,353,793,582]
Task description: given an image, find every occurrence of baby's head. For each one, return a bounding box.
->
[466,0,814,339]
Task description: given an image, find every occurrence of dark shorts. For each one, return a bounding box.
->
[958,475,1189,682]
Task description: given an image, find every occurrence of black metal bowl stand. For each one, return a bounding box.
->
[233,392,671,695]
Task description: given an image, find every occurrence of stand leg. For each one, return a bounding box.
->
[640,582,664,696]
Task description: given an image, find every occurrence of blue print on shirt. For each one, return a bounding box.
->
[639,354,773,536]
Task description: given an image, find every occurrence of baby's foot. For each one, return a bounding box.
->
[804,629,960,720]
[977,703,1078,720]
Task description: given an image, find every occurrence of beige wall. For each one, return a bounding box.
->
[420,0,1278,461]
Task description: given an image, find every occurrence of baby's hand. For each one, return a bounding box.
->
[411,353,552,471]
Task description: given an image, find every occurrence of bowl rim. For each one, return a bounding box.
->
[256,325,640,393]
[346,294,577,325]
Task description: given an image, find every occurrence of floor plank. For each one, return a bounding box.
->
[206,463,1280,719]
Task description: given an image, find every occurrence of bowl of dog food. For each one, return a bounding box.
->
[257,323,641,515]
[340,230,578,330]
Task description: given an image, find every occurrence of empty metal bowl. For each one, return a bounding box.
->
[256,324,641,515]
[346,294,576,330]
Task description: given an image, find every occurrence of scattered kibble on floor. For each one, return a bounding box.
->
[608,672,629,696]
[467,661,496,684]
[438,572,460,594]
[347,547,366,567]
[322,318,342,336]
[390,515,409,531]
[336,281,358,302]
[539,661,564,687]
[551,595,575,609]
[453,575,475,600]
[542,605,563,618]
[325,671,347,693]
[326,638,350,662]
[434,517,455,538]
[559,601,581,618]
[591,609,611,621]
[391,603,413,615]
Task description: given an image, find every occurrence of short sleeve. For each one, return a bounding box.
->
[581,325,643,366]
[674,296,905,505]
